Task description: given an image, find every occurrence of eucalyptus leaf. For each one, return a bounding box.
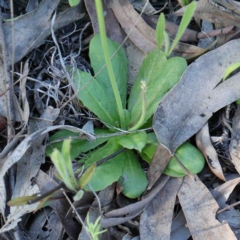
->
[119,150,148,198]
[128,49,187,128]
[153,40,240,153]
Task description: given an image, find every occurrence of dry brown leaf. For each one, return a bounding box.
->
[153,39,240,153]
[140,177,183,240]
[212,177,240,208]
[196,123,226,181]
[3,0,84,63]
[147,144,171,190]
[102,175,170,228]
[178,176,236,239]
[171,210,191,240]
[110,0,205,59]
[176,0,240,45]
[229,105,240,174]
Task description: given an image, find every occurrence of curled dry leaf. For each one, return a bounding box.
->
[196,123,226,181]
[229,105,240,174]
[178,176,236,239]
[176,0,240,45]
[153,40,240,154]
[102,175,170,228]
[3,0,84,63]
[212,177,240,208]
[110,0,205,58]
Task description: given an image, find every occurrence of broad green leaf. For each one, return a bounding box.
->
[119,150,148,198]
[156,13,165,49]
[78,163,96,189]
[46,129,112,159]
[128,49,187,128]
[89,34,128,108]
[73,34,128,127]
[74,70,120,126]
[84,139,124,191]
[163,142,205,177]
[140,132,158,163]
[118,131,147,152]
[8,196,37,206]
[68,0,81,7]
[167,2,196,56]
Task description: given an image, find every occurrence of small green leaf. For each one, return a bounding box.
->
[119,150,148,198]
[78,163,96,189]
[50,149,76,191]
[223,62,240,81]
[73,190,84,201]
[8,196,37,206]
[164,31,170,56]
[118,131,147,152]
[140,132,158,163]
[163,142,205,177]
[156,13,165,49]
[167,2,196,56]
[68,0,81,7]
[128,49,187,128]
[84,139,124,191]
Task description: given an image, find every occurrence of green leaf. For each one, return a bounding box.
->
[74,70,119,126]
[118,131,147,152]
[119,150,148,198]
[223,62,240,81]
[73,35,128,127]
[156,13,165,49]
[140,132,158,163]
[78,163,96,189]
[73,190,84,202]
[8,196,37,206]
[167,2,196,56]
[46,129,112,159]
[128,49,187,128]
[84,139,124,191]
[50,149,76,191]
[89,34,128,108]
[61,139,76,186]
[68,0,81,7]
[163,142,205,177]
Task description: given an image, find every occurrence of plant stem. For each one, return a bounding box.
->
[94,0,126,129]
[128,80,146,131]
